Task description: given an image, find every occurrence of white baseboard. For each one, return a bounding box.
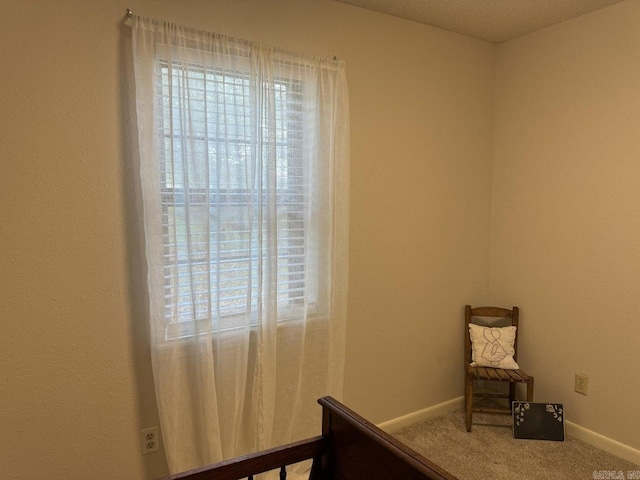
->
[377,397,640,467]
[566,421,640,466]
[377,396,464,433]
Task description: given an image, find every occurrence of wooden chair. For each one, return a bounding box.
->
[464,305,534,432]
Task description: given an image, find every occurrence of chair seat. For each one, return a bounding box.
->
[468,365,532,383]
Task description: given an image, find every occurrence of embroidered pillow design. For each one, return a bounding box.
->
[468,323,519,370]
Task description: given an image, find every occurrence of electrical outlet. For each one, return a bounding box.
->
[141,426,159,455]
[575,373,588,396]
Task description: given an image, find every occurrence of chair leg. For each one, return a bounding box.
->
[509,382,516,411]
[526,377,534,402]
[465,373,473,432]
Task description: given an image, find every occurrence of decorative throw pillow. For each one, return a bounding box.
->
[468,323,520,370]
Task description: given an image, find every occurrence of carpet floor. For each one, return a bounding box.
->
[392,410,639,480]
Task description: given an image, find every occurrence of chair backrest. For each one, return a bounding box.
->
[464,305,520,366]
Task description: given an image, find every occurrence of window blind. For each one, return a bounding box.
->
[157,60,312,338]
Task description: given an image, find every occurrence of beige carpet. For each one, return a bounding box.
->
[392,410,639,480]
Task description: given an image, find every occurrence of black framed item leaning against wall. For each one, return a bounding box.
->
[513,402,565,441]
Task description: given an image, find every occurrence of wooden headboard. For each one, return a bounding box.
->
[163,396,458,480]
[318,396,455,480]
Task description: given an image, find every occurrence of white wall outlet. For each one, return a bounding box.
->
[141,426,160,455]
[575,373,588,395]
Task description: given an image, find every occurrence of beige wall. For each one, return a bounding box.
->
[0,0,495,478]
[492,0,640,451]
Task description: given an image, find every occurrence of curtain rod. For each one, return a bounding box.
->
[125,8,339,61]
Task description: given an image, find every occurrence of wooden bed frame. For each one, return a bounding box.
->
[164,396,457,480]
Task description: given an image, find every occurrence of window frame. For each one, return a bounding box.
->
[153,45,320,340]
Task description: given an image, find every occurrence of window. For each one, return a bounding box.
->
[156,57,316,339]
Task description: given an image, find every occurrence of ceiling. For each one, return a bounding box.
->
[334,0,626,43]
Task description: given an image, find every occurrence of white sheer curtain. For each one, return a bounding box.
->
[131,16,349,475]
